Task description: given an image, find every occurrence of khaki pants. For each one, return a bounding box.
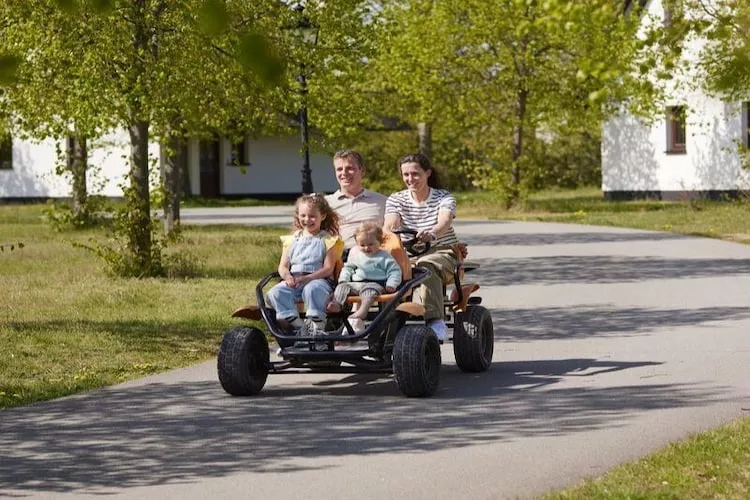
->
[412,248,458,322]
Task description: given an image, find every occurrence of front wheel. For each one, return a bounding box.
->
[217,326,269,396]
[453,305,494,372]
[393,325,441,397]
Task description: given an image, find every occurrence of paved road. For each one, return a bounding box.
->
[2,210,750,499]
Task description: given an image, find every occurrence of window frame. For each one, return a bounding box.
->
[0,133,12,170]
[666,105,687,154]
[230,136,249,167]
[743,101,750,149]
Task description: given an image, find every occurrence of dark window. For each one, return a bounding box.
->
[0,134,12,169]
[667,106,686,154]
[66,136,77,168]
[230,137,248,166]
[744,102,750,148]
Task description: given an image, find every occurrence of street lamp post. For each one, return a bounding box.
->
[292,4,318,195]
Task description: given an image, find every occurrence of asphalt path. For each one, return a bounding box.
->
[2,207,750,499]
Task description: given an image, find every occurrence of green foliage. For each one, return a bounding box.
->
[690,0,750,100]
[42,196,111,231]
[0,54,21,85]
[369,0,648,204]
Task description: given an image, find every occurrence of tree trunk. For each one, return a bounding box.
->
[127,118,152,273]
[161,133,183,235]
[417,122,432,159]
[69,135,88,220]
[509,89,528,206]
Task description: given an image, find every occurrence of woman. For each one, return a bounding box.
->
[384,153,459,342]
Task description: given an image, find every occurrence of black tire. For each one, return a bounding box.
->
[453,305,494,372]
[217,326,269,396]
[393,325,441,397]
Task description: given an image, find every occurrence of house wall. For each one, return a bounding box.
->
[0,129,145,199]
[603,96,748,194]
[0,130,336,199]
[221,136,337,195]
[602,0,750,198]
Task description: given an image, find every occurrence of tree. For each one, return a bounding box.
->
[0,0,286,274]
[371,0,653,204]
[689,0,750,100]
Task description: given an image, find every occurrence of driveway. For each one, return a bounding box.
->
[2,212,750,499]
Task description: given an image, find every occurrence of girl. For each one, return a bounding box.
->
[266,194,342,337]
[384,153,459,343]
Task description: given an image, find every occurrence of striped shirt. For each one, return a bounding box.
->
[385,188,459,248]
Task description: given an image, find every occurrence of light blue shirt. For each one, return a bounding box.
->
[339,249,402,289]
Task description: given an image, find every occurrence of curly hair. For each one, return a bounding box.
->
[293,193,340,236]
[397,152,443,189]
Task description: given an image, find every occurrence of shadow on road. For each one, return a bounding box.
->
[462,231,692,247]
[0,358,725,494]
[490,305,750,341]
[474,255,750,286]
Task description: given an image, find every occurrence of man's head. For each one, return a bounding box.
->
[333,149,365,195]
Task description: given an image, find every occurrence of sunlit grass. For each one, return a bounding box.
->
[0,204,284,410]
[546,417,750,499]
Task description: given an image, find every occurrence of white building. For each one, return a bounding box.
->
[0,128,337,200]
[602,0,750,200]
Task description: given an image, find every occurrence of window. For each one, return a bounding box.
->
[0,133,12,169]
[667,106,686,154]
[743,101,750,148]
[230,137,248,166]
[66,136,77,169]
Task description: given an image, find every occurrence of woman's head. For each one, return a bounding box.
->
[293,194,339,235]
[353,222,384,255]
[397,153,442,191]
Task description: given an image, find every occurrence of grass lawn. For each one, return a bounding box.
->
[1,204,284,410]
[2,189,750,498]
[457,186,750,244]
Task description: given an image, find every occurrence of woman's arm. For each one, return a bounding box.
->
[417,209,454,242]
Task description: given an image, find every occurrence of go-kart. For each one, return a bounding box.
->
[217,229,494,398]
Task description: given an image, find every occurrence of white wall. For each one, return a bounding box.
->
[0,130,336,198]
[221,136,337,195]
[603,96,748,192]
[0,129,160,198]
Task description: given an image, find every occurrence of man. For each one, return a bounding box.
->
[325,150,387,249]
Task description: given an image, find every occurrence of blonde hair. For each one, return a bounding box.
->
[293,193,340,235]
[354,221,384,245]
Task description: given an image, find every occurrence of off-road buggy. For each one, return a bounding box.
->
[217,229,494,397]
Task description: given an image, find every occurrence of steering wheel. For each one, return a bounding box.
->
[392,228,432,257]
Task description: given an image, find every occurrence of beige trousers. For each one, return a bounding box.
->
[412,248,458,322]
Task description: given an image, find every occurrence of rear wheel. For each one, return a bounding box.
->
[217,326,269,396]
[453,305,494,372]
[393,325,441,397]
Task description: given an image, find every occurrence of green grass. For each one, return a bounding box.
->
[546,418,750,499]
[456,186,750,244]
[0,204,284,410]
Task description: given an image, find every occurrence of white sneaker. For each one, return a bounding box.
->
[428,320,448,343]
